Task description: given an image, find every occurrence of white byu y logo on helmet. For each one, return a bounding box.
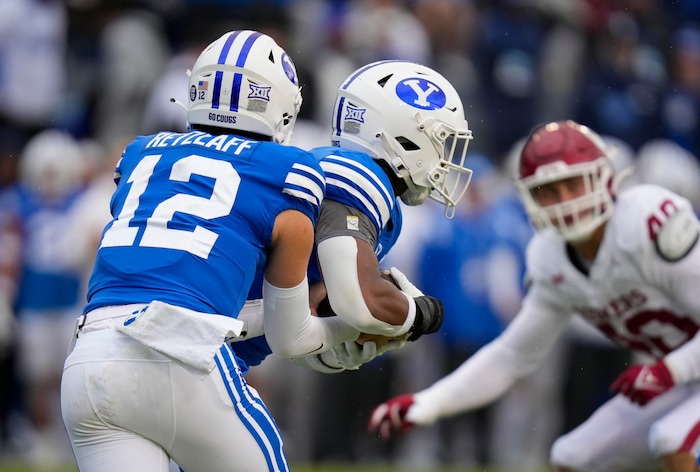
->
[395,78,446,110]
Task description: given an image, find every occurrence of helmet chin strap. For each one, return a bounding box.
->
[377,131,432,206]
[377,132,409,180]
[400,187,430,206]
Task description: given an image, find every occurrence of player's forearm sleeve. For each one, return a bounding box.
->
[663,331,700,384]
[317,236,414,336]
[263,277,360,358]
[407,296,570,425]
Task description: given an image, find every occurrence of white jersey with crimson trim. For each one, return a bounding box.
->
[409,184,700,427]
[527,184,700,377]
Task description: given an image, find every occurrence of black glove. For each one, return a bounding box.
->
[408,296,444,342]
[316,296,334,317]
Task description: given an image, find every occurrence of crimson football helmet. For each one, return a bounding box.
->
[515,120,614,242]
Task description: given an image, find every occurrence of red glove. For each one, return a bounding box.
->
[368,394,415,440]
[610,361,675,406]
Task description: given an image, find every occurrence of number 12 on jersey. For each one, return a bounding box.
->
[100,153,240,258]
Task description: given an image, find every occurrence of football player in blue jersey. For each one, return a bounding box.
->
[60,30,361,472]
[231,60,476,374]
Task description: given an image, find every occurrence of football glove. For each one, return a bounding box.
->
[408,296,444,342]
[388,267,424,297]
[610,361,675,406]
[333,340,378,370]
[368,394,415,440]
[295,340,383,373]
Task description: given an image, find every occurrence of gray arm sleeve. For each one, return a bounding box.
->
[315,199,379,248]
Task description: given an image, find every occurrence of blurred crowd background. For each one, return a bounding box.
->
[0,0,700,470]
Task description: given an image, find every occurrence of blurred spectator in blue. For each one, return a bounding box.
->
[0,130,87,468]
[659,24,700,157]
[305,0,432,126]
[93,7,169,150]
[472,1,547,161]
[0,0,68,136]
[573,10,666,150]
[341,0,431,65]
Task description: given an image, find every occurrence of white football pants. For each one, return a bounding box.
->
[551,383,700,471]
[61,323,288,472]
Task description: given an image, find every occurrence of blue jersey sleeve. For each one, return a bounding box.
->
[309,146,402,259]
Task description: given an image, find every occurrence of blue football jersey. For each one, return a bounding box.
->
[311,146,402,262]
[4,185,86,312]
[233,146,403,368]
[85,130,325,318]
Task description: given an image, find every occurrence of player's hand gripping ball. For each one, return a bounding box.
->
[353,270,410,349]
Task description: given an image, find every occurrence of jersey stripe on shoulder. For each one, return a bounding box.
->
[283,163,325,208]
[321,154,393,229]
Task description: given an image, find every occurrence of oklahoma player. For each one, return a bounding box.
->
[369,120,700,472]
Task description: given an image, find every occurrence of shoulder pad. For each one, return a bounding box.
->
[655,204,700,262]
[525,228,566,280]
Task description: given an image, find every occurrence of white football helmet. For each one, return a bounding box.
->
[516,120,614,242]
[331,60,473,218]
[20,129,84,199]
[186,30,302,144]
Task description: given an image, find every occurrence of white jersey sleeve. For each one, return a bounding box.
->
[408,283,571,425]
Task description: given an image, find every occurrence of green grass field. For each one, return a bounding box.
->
[0,463,552,472]
[0,464,546,472]
[0,464,662,472]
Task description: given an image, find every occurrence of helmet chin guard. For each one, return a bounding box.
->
[331,60,474,218]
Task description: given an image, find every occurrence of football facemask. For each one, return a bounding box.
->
[516,120,615,242]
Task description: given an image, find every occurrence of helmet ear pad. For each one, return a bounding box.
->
[186,30,302,144]
[516,120,615,242]
[331,60,474,217]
